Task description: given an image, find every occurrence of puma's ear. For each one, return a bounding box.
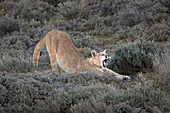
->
[91,50,97,57]
[103,49,106,54]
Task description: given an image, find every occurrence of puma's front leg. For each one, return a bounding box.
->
[104,68,131,80]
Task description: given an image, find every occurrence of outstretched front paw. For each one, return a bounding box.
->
[116,75,131,81]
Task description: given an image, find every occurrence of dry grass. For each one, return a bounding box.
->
[152,51,170,91]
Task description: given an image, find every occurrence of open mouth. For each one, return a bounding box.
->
[103,59,108,67]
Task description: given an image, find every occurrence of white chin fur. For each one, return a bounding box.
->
[100,57,105,68]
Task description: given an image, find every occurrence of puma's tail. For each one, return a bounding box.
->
[32,37,46,67]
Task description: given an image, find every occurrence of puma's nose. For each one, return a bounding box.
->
[108,55,111,60]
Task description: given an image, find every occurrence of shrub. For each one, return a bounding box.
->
[0,0,56,23]
[0,17,20,36]
[57,1,78,20]
[18,0,56,22]
[60,0,169,40]
[0,0,4,2]
[41,0,67,7]
[104,82,169,112]
[0,55,37,73]
[0,70,169,113]
[144,20,170,42]
[70,81,169,113]
[0,2,17,17]
[20,19,41,31]
[108,38,164,74]
[55,91,89,113]
[0,72,56,113]
[70,96,114,113]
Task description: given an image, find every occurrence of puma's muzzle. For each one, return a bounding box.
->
[102,55,111,67]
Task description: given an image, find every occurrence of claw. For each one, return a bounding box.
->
[123,76,131,81]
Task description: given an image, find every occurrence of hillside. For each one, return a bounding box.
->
[0,0,169,113]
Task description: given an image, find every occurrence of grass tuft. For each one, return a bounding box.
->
[152,51,170,91]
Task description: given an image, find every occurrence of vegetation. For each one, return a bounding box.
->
[0,55,37,73]
[0,72,169,113]
[0,0,169,112]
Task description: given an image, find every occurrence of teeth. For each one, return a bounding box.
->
[103,60,108,67]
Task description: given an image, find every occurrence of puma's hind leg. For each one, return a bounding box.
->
[49,53,64,73]
[46,40,57,71]
[50,54,57,71]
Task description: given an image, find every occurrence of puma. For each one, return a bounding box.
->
[32,30,130,80]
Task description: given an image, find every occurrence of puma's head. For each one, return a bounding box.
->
[91,49,111,68]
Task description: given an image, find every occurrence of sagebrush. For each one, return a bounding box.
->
[109,38,164,74]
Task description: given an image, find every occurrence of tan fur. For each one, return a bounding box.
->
[32,30,130,80]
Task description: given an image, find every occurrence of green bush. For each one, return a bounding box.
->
[0,55,37,73]
[109,38,164,74]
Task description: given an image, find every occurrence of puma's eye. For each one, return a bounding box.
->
[102,54,105,56]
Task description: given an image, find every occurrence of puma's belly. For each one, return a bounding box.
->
[56,53,78,73]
